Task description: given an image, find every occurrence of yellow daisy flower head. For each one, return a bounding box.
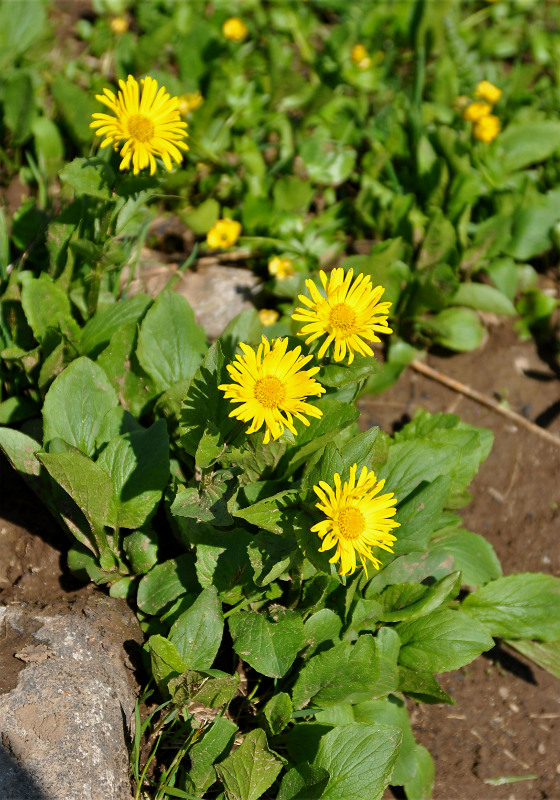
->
[292,268,393,365]
[268,256,295,281]
[206,218,242,249]
[351,43,372,70]
[473,114,500,143]
[218,336,326,444]
[178,90,204,116]
[473,80,502,106]
[462,101,492,123]
[90,75,188,176]
[258,309,280,327]
[312,463,400,577]
[222,17,249,43]
[110,16,129,35]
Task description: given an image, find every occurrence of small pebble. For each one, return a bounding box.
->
[538,743,545,754]
[509,702,520,713]
[499,687,509,699]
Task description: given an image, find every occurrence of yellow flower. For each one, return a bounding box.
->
[110,16,129,35]
[463,101,492,123]
[206,218,242,249]
[473,114,500,143]
[258,309,280,326]
[219,336,326,444]
[473,80,502,106]
[292,268,393,365]
[178,91,204,116]
[312,463,399,577]
[222,17,249,43]
[90,75,188,176]
[268,256,295,281]
[351,43,372,70]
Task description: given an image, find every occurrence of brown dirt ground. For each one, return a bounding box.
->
[364,320,560,800]
[1,319,559,799]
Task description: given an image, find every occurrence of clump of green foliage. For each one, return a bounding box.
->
[1,1,560,799]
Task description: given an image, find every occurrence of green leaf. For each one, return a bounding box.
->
[429,529,502,588]
[3,70,36,145]
[248,531,298,587]
[42,357,119,456]
[499,121,560,171]
[276,764,330,800]
[80,294,151,357]
[148,634,186,693]
[96,421,169,529]
[300,137,356,186]
[52,80,100,146]
[169,669,240,710]
[376,573,461,622]
[504,639,560,680]
[416,210,457,270]
[403,744,435,800]
[136,554,199,615]
[0,0,46,68]
[260,692,293,736]
[234,489,300,534]
[137,291,207,391]
[398,667,453,705]
[449,283,516,316]
[292,632,399,710]
[277,398,359,478]
[339,427,387,473]
[59,157,115,198]
[32,116,64,178]
[377,440,460,504]
[396,609,494,672]
[219,309,262,361]
[352,695,415,786]
[96,323,156,417]
[313,722,401,800]
[123,529,158,575]
[180,341,241,458]
[419,308,485,352]
[392,476,451,556]
[0,396,39,425]
[194,527,254,604]
[171,470,236,527]
[215,729,283,800]
[229,606,304,678]
[182,197,220,234]
[187,717,237,794]
[168,586,223,670]
[38,450,115,531]
[20,272,79,343]
[505,189,560,260]
[303,609,342,654]
[462,573,560,641]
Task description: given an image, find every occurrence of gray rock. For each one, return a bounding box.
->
[121,248,261,339]
[0,594,142,800]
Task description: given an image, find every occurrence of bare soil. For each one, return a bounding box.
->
[1,319,559,800]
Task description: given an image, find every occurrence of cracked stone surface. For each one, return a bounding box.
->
[0,594,142,800]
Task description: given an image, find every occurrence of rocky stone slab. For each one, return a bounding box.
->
[0,594,142,800]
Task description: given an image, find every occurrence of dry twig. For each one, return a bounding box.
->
[410,360,560,449]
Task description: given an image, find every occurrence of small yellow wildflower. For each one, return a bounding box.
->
[473,80,502,106]
[463,101,492,123]
[206,218,242,249]
[292,268,392,365]
[219,336,325,444]
[351,43,372,70]
[178,91,204,116]
[90,75,188,175]
[312,463,399,577]
[222,17,249,43]
[268,256,295,281]
[473,114,500,143]
[110,16,129,35]
[258,309,280,327]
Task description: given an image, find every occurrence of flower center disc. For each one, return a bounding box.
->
[254,375,287,409]
[128,113,155,142]
[337,506,365,540]
[329,303,356,334]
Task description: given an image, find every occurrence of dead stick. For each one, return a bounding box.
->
[410,360,560,448]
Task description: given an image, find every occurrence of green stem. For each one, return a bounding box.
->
[223,593,264,619]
